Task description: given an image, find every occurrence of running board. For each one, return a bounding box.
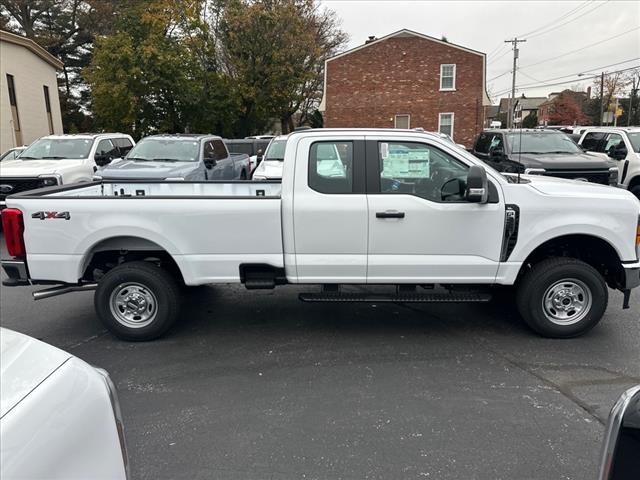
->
[298,292,492,303]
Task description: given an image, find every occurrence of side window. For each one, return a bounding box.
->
[474,133,491,154]
[308,141,353,194]
[114,138,133,156]
[581,132,606,151]
[440,64,456,90]
[603,134,625,156]
[95,139,116,157]
[489,134,503,151]
[203,141,215,159]
[438,113,454,138]
[378,141,469,203]
[212,140,228,160]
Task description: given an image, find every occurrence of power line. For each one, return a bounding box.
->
[516,0,593,38]
[518,26,640,70]
[514,57,640,88]
[487,48,512,65]
[491,65,640,97]
[524,0,611,40]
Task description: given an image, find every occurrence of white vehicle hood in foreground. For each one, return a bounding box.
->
[522,174,640,204]
[0,328,71,417]
[0,158,83,177]
[253,160,284,179]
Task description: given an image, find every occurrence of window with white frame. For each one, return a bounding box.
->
[440,64,456,90]
[394,114,410,129]
[439,113,454,138]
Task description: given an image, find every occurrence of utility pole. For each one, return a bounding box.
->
[599,72,605,126]
[505,37,526,129]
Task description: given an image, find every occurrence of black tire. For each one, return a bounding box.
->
[94,261,181,341]
[240,169,247,180]
[630,184,640,201]
[516,257,608,338]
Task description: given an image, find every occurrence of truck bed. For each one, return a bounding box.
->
[43,180,282,198]
[6,180,284,285]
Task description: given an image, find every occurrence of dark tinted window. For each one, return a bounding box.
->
[581,132,607,151]
[113,138,133,155]
[474,133,492,154]
[308,141,353,194]
[212,140,228,160]
[96,139,116,156]
[226,142,253,155]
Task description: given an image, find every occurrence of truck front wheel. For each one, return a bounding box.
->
[94,261,181,341]
[516,257,608,338]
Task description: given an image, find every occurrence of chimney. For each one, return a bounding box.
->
[365,35,376,44]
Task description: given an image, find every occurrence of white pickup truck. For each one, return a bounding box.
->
[2,129,639,341]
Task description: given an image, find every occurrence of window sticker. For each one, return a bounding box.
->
[380,142,389,160]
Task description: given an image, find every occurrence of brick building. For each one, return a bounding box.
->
[319,29,490,147]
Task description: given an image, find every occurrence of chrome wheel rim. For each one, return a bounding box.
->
[109,282,158,328]
[542,279,592,325]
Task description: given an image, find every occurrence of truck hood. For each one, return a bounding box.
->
[512,152,615,170]
[0,328,71,418]
[253,160,284,179]
[0,158,84,177]
[524,174,640,204]
[98,159,198,179]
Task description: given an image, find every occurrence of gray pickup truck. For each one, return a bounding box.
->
[95,134,251,181]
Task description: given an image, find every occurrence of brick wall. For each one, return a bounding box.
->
[324,35,485,148]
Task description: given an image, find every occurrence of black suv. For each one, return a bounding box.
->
[472,129,618,186]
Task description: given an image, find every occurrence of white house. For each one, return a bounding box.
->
[1,30,64,153]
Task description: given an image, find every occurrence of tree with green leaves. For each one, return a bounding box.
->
[1,0,119,131]
[521,111,538,128]
[219,0,347,135]
[85,0,236,138]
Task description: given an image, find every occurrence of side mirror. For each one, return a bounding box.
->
[489,147,504,160]
[94,153,112,167]
[599,385,640,480]
[609,147,627,161]
[466,165,489,203]
[204,157,217,169]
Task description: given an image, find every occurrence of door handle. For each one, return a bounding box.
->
[376,211,405,219]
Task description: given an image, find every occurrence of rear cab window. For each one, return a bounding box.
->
[308,142,354,194]
[580,131,607,151]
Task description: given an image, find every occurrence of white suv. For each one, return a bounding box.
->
[0,133,134,208]
[578,127,640,198]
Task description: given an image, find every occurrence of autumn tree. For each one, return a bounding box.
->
[219,0,347,135]
[548,91,588,125]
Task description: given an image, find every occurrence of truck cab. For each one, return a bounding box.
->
[0,133,134,209]
[96,134,251,181]
[578,127,640,199]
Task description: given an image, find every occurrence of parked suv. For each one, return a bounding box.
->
[0,133,134,208]
[472,129,618,185]
[578,127,640,199]
[96,134,250,181]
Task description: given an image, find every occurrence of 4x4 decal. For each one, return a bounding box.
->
[31,211,71,220]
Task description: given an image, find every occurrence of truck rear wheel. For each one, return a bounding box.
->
[630,184,640,200]
[94,261,181,341]
[516,257,608,338]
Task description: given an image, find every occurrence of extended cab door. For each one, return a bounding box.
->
[365,136,505,283]
[290,135,368,283]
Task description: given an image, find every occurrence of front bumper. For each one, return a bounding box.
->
[622,263,640,290]
[1,258,29,286]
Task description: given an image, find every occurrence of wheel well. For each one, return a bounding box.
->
[628,175,640,189]
[519,234,624,289]
[81,236,184,284]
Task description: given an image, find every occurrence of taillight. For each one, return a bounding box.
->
[1,208,26,257]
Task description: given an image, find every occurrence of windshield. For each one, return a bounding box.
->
[506,132,582,154]
[19,138,93,160]
[264,140,286,161]
[126,138,200,162]
[628,132,640,153]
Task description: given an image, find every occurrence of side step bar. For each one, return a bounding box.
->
[299,292,492,303]
[33,283,98,300]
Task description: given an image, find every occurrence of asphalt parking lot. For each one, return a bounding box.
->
[1,241,639,479]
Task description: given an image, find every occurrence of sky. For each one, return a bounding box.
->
[318,0,640,104]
